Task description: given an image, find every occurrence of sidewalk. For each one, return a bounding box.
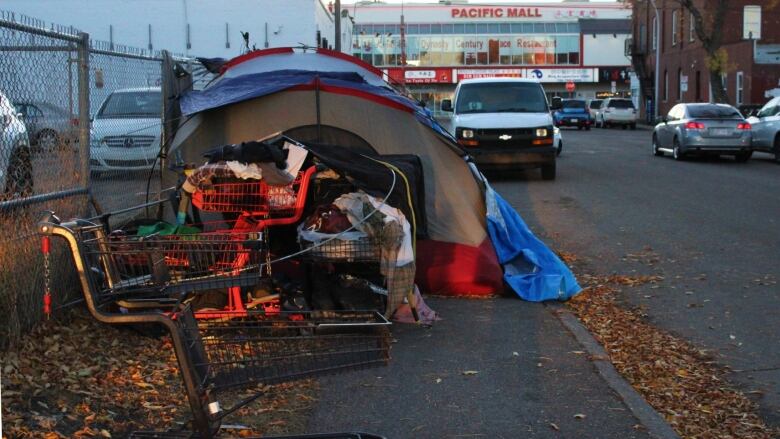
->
[306,298,659,438]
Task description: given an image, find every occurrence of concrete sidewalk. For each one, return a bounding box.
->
[306,298,658,438]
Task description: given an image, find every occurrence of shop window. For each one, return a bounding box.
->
[477,23,488,34]
[568,23,580,33]
[418,24,431,34]
[442,24,453,34]
[464,23,476,34]
[546,53,555,65]
[534,23,545,33]
[512,54,524,64]
[500,23,511,33]
[557,53,568,64]
[477,52,489,65]
[569,52,579,65]
[510,23,523,33]
[405,24,418,35]
[500,54,512,64]
[556,23,568,33]
[545,23,557,33]
[453,23,465,34]
[488,23,500,33]
[523,52,535,65]
[523,23,535,33]
[430,24,441,34]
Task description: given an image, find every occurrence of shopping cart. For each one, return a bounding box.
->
[38,213,391,438]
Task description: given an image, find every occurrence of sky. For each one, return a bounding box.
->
[345,0,619,3]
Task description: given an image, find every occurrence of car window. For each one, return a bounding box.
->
[562,100,586,109]
[608,99,635,109]
[589,100,602,109]
[455,82,548,114]
[757,105,779,118]
[688,105,741,119]
[96,91,161,118]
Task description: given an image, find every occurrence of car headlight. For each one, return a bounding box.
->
[461,129,474,139]
[535,128,548,137]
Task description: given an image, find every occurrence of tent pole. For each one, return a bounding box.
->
[315,75,322,142]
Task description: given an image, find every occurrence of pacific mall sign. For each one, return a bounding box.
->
[451,7,543,18]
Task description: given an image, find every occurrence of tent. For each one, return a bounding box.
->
[165,47,579,300]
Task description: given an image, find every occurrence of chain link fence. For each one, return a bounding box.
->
[0,11,173,348]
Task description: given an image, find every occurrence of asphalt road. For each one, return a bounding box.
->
[491,126,780,428]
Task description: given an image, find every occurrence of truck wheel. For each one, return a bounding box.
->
[541,162,556,180]
[734,151,752,162]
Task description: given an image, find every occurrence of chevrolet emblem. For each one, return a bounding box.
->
[499,134,512,141]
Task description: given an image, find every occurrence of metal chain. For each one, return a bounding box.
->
[43,244,52,319]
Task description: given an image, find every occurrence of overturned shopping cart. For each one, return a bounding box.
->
[38,213,390,438]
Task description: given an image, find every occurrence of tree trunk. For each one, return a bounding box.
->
[708,64,730,104]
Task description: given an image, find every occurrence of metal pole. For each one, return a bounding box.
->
[334,0,341,51]
[77,32,91,199]
[650,0,661,120]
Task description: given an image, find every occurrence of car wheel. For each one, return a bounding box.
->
[774,135,780,164]
[734,151,753,162]
[652,135,663,156]
[630,123,637,130]
[37,129,60,151]
[557,141,563,157]
[672,138,685,161]
[585,125,591,131]
[541,162,556,180]
[577,126,583,131]
[4,146,34,198]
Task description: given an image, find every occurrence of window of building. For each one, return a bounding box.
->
[689,12,695,42]
[678,68,683,101]
[736,71,744,106]
[672,10,678,46]
[664,70,669,101]
[652,16,657,50]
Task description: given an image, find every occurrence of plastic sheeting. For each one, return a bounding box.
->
[486,186,581,301]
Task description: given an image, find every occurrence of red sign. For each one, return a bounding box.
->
[566,81,576,92]
[451,7,542,18]
[457,68,523,81]
[386,68,452,84]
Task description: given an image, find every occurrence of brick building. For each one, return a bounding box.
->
[630,1,780,121]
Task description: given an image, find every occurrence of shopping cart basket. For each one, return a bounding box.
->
[39,214,391,438]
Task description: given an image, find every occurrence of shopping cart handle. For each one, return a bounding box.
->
[38,211,97,235]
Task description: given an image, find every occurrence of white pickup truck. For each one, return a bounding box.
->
[441,78,558,180]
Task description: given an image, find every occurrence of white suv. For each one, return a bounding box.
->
[90,87,161,174]
[1,90,33,199]
[596,98,638,130]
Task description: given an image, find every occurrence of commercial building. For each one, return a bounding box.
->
[631,1,780,121]
[1,0,350,58]
[348,1,633,114]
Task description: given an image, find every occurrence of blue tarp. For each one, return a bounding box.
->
[485,185,581,301]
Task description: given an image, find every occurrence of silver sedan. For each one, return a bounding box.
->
[652,103,753,161]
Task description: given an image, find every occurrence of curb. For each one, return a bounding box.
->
[547,303,681,439]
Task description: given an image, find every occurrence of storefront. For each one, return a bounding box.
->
[349,2,634,115]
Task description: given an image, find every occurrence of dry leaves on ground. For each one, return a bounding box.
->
[568,274,779,439]
[1,309,317,437]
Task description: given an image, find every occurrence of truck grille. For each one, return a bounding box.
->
[475,128,535,150]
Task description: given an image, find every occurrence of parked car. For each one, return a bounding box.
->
[0,90,33,199]
[441,78,557,180]
[746,96,780,163]
[553,99,591,130]
[90,87,162,174]
[13,101,78,151]
[587,99,602,122]
[554,125,563,156]
[595,98,637,129]
[652,103,752,161]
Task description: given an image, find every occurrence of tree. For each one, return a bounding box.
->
[676,0,730,103]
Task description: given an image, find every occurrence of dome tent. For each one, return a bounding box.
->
[165,47,579,299]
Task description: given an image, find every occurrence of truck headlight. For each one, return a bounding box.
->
[535,128,548,137]
[461,129,474,139]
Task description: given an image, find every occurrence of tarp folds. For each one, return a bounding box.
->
[485,186,581,301]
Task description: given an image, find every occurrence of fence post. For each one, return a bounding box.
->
[77,31,91,196]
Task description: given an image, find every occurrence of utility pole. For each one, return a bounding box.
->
[400,2,406,87]
[334,0,341,51]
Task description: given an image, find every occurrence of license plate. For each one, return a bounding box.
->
[570,119,578,123]
[711,128,731,136]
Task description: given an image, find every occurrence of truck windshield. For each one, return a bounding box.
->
[456,82,548,114]
[97,91,161,118]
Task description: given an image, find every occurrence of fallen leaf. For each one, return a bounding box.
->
[574,413,586,419]
[549,422,560,431]
[462,370,479,376]
[435,378,442,384]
